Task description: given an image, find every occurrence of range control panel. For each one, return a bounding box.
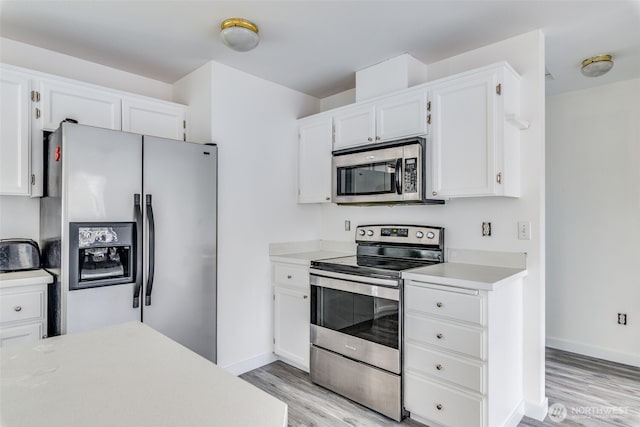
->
[355,225,443,246]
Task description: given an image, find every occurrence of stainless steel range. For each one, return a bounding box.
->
[309,224,445,421]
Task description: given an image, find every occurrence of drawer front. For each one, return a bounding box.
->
[405,284,484,325]
[0,323,43,347]
[406,314,484,359]
[405,342,485,393]
[0,291,45,324]
[405,374,484,427]
[273,263,309,287]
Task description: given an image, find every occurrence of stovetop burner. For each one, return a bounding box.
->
[310,224,445,281]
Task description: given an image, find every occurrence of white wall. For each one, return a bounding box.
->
[320,88,355,112]
[174,61,323,372]
[0,38,173,100]
[546,78,640,367]
[0,196,40,240]
[319,30,548,418]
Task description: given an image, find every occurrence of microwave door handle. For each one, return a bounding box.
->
[144,194,155,306]
[395,158,403,194]
[133,194,143,308]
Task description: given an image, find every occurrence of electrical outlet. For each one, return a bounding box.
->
[482,222,491,236]
[618,313,627,325]
[518,221,531,240]
[344,220,351,231]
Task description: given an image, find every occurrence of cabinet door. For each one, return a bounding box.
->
[376,90,428,142]
[122,98,187,141]
[274,285,310,371]
[298,115,332,203]
[430,71,499,197]
[40,80,122,131]
[0,70,31,195]
[333,103,376,150]
[0,323,43,347]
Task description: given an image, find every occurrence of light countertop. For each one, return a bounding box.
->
[0,322,287,427]
[0,269,53,288]
[269,240,355,265]
[403,262,527,291]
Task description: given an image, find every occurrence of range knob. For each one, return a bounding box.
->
[358,229,366,236]
[366,229,374,236]
[426,231,436,239]
[416,231,424,238]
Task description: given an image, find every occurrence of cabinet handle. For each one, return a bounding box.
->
[436,404,443,411]
[496,172,503,184]
[436,364,443,371]
[436,333,444,340]
[367,137,373,142]
[432,191,437,196]
[14,306,22,312]
[287,275,292,279]
[325,197,330,201]
[303,295,308,299]
[375,136,381,141]
[436,302,443,308]
[35,108,41,119]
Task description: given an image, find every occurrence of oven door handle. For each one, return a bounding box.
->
[310,273,399,301]
[132,194,143,308]
[394,158,402,195]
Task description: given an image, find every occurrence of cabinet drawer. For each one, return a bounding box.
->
[0,291,45,324]
[405,284,484,325]
[406,314,484,359]
[405,342,485,393]
[0,323,43,347]
[405,374,484,427]
[273,263,309,287]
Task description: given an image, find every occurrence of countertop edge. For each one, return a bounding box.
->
[0,269,53,288]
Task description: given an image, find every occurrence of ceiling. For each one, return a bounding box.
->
[1,1,639,99]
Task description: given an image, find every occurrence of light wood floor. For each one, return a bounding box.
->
[240,348,640,427]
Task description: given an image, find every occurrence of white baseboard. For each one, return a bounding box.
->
[546,337,640,367]
[524,397,548,421]
[504,401,525,427]
[221,352,278,376]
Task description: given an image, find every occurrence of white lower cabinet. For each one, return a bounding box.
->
[0,280,48,347]
[272,262,310,371]
[404,280,523,427]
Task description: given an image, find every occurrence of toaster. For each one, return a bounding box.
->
[0,239,41,272]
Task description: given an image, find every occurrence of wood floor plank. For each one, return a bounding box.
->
[240,347,640,427]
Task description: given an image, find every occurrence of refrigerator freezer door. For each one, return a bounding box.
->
[63,124,142,334]
[142,136,217,362]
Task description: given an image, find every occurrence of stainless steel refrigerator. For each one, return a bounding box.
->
[40,123,217,362]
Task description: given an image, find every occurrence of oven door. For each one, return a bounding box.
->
[310,273,400,374]
[332,139,424,204]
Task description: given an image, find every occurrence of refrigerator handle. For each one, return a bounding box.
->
[133,194,143,308]
[145,194,156,306]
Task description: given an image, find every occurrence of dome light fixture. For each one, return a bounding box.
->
[220,18,259,52]
[581,54,614,77]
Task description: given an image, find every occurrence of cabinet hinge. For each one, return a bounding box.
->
[427,101,431,112]
[273,338,275,344]
[496,172,503,184]
[35,108,41,119]
[496,84,502,96]
[427,114,431,125]
[31,91,40,102]
[332,123,335,143]
[31,174,36,185]
[182,120,186,129]
[183,133,186,141]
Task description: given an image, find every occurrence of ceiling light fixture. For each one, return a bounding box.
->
[220,18,259,52]
[581,54,614,77]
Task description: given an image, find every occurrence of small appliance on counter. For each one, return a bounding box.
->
[0,239,41,273]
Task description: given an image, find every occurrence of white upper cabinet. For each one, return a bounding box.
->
[298,114,332,203]
[333,90,429,150]
[333,103,376,150]
[40,80,122,131]
[122,97,187,141]
[375,89,429,142]
[430,63,521,198]
[0,70,31,195]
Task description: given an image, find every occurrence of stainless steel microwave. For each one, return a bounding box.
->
[332,137,444,205]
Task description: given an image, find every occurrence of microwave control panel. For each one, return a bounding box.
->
[404,158,418,193]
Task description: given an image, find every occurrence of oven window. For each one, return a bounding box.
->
[311,285,399,349]
[336,161,397,196]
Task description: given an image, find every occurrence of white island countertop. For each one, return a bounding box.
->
[403,262,528,291]
[0,322,287,427]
